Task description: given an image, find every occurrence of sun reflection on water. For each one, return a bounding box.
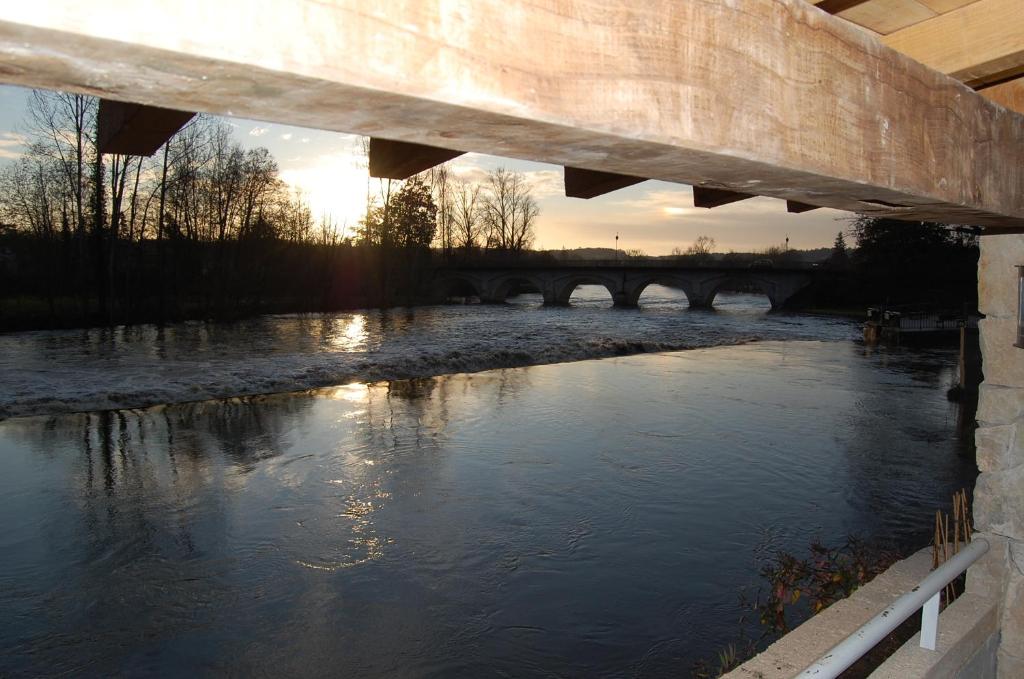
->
[330,314,368,352]
[326,382,368,403]
[297,472,392,572]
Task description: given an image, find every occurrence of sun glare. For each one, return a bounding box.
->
[279,151,371,236]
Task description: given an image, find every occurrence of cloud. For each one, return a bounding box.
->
[0,132,27,160]
[281,133,293,141]
[444,156,563,199]
[532,181,851,254]
[523,169,564,199]
[249,126,269,137]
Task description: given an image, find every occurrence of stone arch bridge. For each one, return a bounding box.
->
[434,261,817,311]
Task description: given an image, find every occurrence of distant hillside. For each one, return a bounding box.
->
[544,246,835,263]
[546,247,619,260]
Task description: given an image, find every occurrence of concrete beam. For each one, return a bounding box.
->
[564,167,646,199]
[2,1,1024,227]
[693,187,753,209]
[97,100,194,156]
[368,138,463,180]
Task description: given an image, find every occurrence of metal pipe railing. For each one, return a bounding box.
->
[796,538,989,678]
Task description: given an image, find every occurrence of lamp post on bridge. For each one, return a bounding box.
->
[615,233,619,262]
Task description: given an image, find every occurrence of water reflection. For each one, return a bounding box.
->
[0,342,975,677]
[325,313,369,353]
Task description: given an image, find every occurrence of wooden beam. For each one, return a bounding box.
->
[368,138,463,180]
[1,1,1023,228]
[981,226,1024,236]
[980,77,1024,115]
[97,99,194,156]
[837,1,936,36]
[693,187,753,209]
[787,201,820,214]
[815,1,872,15]
[882,0,1024,87]
[564,167,645,199]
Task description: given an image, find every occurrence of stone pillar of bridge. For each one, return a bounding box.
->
[970,233,1024,677]
[687,294,714,310]
[538,275,564,306]
[612,290,638,308]
[684,280,715,309]
[764,274,810,311]
[476,277,506,304]
[613,275,648,308]
[683,275,718,310]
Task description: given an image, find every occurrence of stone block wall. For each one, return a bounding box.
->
[972,233,1024,677]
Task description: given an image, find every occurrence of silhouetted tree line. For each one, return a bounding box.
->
[788,217,979,312]
[0,91,540,331]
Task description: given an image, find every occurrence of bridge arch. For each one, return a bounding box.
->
[700,273,780,310]
[550,273,626,306]
[486,274,546,304]
[625,275,701,308]
[435,274,484,302]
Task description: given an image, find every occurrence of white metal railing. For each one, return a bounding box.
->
[796,538,990,678]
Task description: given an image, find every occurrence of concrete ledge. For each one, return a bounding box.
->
[722,547,934,679]
[869,593,998,679]
[723,547,999,679]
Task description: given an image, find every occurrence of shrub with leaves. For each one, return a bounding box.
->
[756,538,900,634]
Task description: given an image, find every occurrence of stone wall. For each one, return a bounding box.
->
[972,233,1024,677]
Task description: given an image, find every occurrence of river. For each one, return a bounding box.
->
[0,287,977,677]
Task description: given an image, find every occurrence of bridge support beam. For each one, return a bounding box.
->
[564,167,646,199]
[369,138,463,179]
[97,100,194,156]
[692,187,754,209]
[6,1,1024,227]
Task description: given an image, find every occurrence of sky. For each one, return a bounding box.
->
[0,85,851,254]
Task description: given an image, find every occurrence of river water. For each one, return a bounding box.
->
[0,287,856,419]
[0,288,977,677]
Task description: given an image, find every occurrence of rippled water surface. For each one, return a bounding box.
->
[0,289,856,418]
[0,294,977,677]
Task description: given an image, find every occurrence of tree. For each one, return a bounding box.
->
[428,164,454,254]
[25,91,95,240]
[828,231,849,269]
[358,176,437,249]
[686,234,716,258]
[480,167,538,252]
[452,178,482,250]
[850,216,978,307]
[392,176,437,249]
